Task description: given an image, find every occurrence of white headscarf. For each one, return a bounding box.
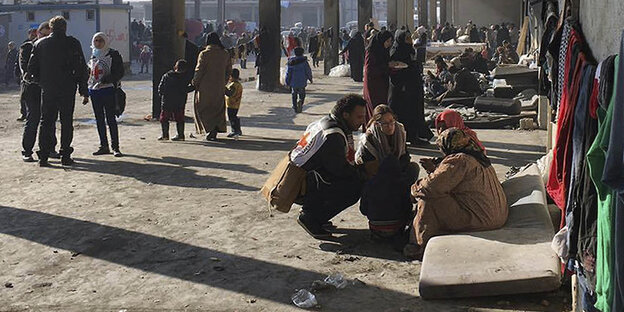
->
[91,32,110,58]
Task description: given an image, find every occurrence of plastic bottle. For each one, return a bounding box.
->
[324,273,348,289]
[291,289,317,308]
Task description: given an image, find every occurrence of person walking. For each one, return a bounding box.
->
[19,22,59,162]
[285,47,313,113]
[363,30,393,119]
[388,30,433,145]
[28,16,89,167]
[340,30,365,82]
[88,32,125,157]
[308,31,320,68]
[5,41,18,87]
[192,32,232,141]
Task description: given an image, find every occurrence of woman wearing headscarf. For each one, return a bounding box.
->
[404,128,507,259]
[434,109,486,152]
[356,105,419,243]
[340,30,365,82]
[192,32,232,141]
[88,32,124,157]
[363,30,393,119]
[388,29,433,146]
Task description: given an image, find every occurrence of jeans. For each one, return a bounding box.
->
[291,87,306,109]
[38,92,75,159]
[19,83,27,117]
[227,108,242,135]
[140,61,149,73]
[21,83,57,156]
[90,88,119,150]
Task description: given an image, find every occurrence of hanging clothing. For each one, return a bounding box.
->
[603,32,624,312]
[587,56,618,312]
[363,31,393,118]
[388,30,432,143]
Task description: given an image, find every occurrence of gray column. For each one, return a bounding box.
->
[324,0,340,75]
[194,0,201,20]
[357,0,372,32]
[152,0,185,118]
[258,0,281,92]
[217,0,225,27]
[428,0,437,28]
[418,0,428,27]
[387,0,398,32]
[439,0,446,25]
[398,0,414,30]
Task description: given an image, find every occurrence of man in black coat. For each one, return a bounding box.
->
[5,41,18,87]
[296,94,368,238]
[16,29,37,121]
[28,16,89,167]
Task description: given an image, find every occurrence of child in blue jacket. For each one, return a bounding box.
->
[285,47,313,113]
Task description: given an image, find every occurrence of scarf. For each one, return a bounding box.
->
[356,121,406,164]
[438,128,491,167]
[435,110,486,153]
[390,29,414,63]
[367,30,393,64]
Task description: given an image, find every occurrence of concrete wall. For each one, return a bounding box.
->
[579,0,624,61]
[449,0,522,27]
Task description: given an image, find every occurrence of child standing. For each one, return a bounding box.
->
[225,68,243,138]
[285,47,313,113]
[157,59,194,141]
[139,45,151,74]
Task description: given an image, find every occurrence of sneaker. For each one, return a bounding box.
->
[22,155,36,163]
[49,151,61,159]
[171,135,185,141]
[226,132,236,138]
[16,116,26,121]
[61,157,74,166]
[39,159,51,167]
[157,136,169,141]
[92,147,111,156]
[297,214,332,239]
[296,100,304,113]
[113,149,123,157]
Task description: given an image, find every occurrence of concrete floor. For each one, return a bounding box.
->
[0,63,569,311]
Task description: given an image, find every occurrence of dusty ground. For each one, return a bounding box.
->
[0,61,570,312]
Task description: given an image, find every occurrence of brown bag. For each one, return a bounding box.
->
[260,155,307,213]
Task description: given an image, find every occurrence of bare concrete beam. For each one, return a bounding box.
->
[439,0,447,25]
[324,0,340,75]
[258,0,281,91]
[152,0,185,118]
[418,0,428,27]
[358,0,373,32]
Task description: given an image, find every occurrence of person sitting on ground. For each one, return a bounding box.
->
[403,128,508,259]
[356,105,419,243]
[292,94,368,239]
[157,59,195,141]
[285,47,313,113]
[435,58,482,103]
[503,40,520,64]
[425,56,452,98]
[435,109,486,153]
[225,68,243,138]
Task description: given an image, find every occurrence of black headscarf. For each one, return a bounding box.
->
[205,32,224,49]
[390,29,414,63]
[367,30,393,63]
[438,128,491,167]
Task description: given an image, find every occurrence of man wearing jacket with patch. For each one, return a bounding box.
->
[292,94,368,238]
[285,47,313,113]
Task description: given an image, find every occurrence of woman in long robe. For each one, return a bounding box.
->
[192,33,232,141]
[363,30,393,119]
[340,31,365,82]
[388,29,433,145]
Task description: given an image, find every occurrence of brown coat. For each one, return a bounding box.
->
[192,45,232,134]
[411,153,508,246]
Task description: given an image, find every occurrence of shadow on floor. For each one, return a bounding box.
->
[182,136,297,152]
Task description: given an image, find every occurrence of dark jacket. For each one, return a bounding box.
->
[285,56,312,88]
[158,70,194,112]
[18,41,34,83]
[301,115,365,183]
[28,32,89,96]
[93,48,124,87]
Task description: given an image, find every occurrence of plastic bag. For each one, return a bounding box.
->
[328,64,350,77]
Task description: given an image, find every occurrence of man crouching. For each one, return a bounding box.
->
[291,94,368,239]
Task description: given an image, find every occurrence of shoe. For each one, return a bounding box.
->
[297,214,332,239]
[49,151,61,159]
[171,135,185,141]
[22,155,36,162]
[226,132,236,138]
[16,116,26,121]
[113,149,123,157]
[321,221,337,232]
[296,100,303,113]
[92,147,111,155]
[39,159,51,167]
[157,136,169,141]
[61,157,74,166]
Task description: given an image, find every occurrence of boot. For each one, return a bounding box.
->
[171,122,185,141]
[158,122,169,140]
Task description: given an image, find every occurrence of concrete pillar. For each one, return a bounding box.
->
[258,0,281,92]
[418,0,428,27]
[439,0,447,25]
[324,0,340,75]
[317,6,322,28]
[217,0,225,27]
[387,0,398,32]
[152,0,185,118]
[428,0,437,28]
[357,0,373,32]
[398,0,414,30]
[194,0,201,20]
